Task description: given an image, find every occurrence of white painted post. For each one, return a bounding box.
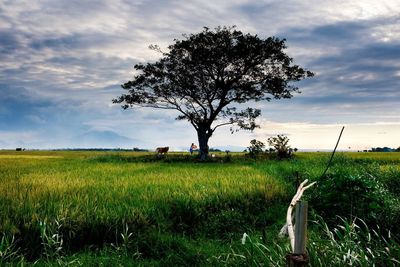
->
[294,201,308,255]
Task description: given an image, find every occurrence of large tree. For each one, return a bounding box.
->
[113,26,313,159]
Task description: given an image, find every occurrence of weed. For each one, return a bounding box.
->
[39,218,65,263]
[0,233,24,264]
[216,216,400,266]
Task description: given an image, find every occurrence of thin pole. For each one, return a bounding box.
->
[319,126,345,180]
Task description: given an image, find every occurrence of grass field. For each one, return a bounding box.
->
[0,151,399,266]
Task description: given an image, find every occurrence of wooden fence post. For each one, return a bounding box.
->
[294,201,308,255]
[287,201,309,267]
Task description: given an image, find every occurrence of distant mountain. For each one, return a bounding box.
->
[69,130,139,148]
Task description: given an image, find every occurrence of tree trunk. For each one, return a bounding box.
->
[197,128,210,161]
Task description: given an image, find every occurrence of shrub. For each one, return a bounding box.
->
[379,165,400,196]
[247,139,265,158]
[267,135,292,159]
[309,166,400,232]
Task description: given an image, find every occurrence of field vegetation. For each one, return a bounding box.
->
[0,150,399,266]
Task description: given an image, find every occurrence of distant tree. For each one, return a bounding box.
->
[113,26,313,160]
[247,139,265,158]
[133,147,148,152]
[371,146,395,152]
[267,134,292,159]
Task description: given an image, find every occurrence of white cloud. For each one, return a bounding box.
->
[0,130,43,148]
[254,120,400,150]
[1,0,399,149]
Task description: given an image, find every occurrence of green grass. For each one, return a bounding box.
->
[216,216,400,267]
[0,150,399,265]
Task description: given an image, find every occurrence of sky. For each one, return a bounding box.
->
[0,0,399,151]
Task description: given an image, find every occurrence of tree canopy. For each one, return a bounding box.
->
[113,26,314,159]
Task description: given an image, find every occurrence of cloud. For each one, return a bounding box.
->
[0,130,45,149]
[260,18,400,126]
[0,30,22,56]
[254,120,400,150]
[69,130,141,148]
[0,0,399,149]
[0,84,52,130]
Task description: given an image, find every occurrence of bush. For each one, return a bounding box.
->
[247,139,265,158]
[309,166,400,232]
[267,135,292,159]
[380,165,400,196]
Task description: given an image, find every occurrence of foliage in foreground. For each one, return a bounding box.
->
[216,217,400,267]
[4,217,399,266]
[309,155,400,233]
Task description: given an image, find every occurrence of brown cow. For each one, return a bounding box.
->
[156,146,169,154]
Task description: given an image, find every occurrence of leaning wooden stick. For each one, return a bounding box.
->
[278,180,315,238]
[285,179,316,252]
[280,126,345,240]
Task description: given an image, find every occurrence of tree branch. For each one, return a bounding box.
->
[211,120,235,132]
[282,179,316,252]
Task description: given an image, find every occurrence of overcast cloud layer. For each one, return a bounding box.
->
[0,0,399,150]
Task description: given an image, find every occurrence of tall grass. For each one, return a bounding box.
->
[0,151,289,262]
[215,217,400,266]
[0,150,399,265]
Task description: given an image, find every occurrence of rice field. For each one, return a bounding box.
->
[0,150,399,266]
